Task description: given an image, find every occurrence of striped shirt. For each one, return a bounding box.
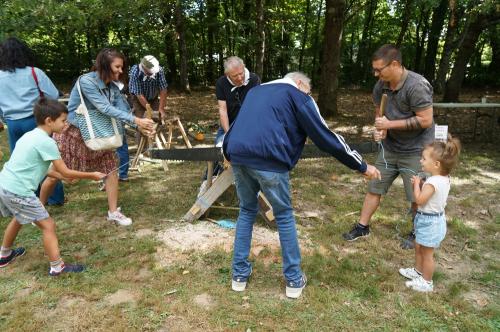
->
[128,64,168,101]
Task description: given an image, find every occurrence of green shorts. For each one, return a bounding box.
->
[367,148,421,202]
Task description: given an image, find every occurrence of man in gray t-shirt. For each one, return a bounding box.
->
[343,44,434,249]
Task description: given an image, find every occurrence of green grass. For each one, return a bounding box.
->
[0,124,499,331]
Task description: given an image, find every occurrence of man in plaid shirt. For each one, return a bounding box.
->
[129,55,168,122]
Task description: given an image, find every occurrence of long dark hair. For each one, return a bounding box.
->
[0,37,36,72]
[92,48,126,83]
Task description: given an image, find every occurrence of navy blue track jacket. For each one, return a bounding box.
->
[222,78,367,173]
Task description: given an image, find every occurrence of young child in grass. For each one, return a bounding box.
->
[399,134,461,292]
[0,97,105,275]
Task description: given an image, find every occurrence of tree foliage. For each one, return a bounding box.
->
[1,0,498,106]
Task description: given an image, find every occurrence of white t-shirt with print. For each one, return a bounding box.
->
[419,175,450,214]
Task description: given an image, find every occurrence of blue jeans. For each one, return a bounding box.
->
[232,165,303,283]
[6,116,64,205]
[202,127,225,180]
[215,127,225,146]
[116,134,129,180]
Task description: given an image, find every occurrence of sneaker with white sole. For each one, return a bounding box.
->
[286,274,307,299]
[107,207,132,226]
[232,268,252,292]
[405,275,433,292]
[399,267,421,280]
[0,247,26,268]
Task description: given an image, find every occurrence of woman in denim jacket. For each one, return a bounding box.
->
[41,48,154,226]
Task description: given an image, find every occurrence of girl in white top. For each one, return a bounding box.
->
[399,135,461,292]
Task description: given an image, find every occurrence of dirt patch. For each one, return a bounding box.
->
[14,287,34,299]
[193,293,216,310]
[58,295,88,309]
[158,315,201,332]
[133,267,153,281]
[155,222,313,267]
[463,291,491,309]
[136,228,155,238]
[103,289,139,306]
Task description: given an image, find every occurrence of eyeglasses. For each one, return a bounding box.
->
[372,62,392,75]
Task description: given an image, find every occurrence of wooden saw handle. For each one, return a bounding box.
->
[380,93,388,117]
[145,103,153,119]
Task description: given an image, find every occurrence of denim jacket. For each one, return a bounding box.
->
[67,71,135,128]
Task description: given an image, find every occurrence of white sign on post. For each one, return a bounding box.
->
[435,125,448,141]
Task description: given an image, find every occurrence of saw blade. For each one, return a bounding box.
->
[150,142,378,162]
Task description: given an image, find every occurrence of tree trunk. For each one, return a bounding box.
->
[443,9,500,102]
[487,25,500,85]
[318,0,346,118]
[222,2,233,56]
[241,0,253,69]
[396,0,413,47]
[299,0,311,71]
[164,30,178,88]
[311,0,324,83]
[423,0,448,83]
[254,0,265,78]
[413,6,430,72]
[206,0,218,84]
[175,0,191,93]
[161,6,178,88]
[434,0,461,94]
[355,0,377,83]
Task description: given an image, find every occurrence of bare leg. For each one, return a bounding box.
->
[359,192,382,226]
[420,245,435,281]
[2,218,22,248]
[40,177,58,205]
[414,243,423,273]
[34,218,60,261]
[105,171,119,212]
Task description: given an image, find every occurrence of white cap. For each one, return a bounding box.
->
[140,55,160,74]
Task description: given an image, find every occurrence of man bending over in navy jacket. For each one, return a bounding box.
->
[223,72,381,299]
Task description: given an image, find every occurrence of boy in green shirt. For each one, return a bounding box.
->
[0,98,105,275]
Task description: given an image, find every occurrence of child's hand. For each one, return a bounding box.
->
[92,172,106,181]
[411,175,421,186]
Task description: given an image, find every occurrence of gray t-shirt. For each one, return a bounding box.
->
[373,69,434,154]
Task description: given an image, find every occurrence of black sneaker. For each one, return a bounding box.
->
[400,231,415,249]
[0,247,26,268]
[49,263,85,276]
[342,224,370,241]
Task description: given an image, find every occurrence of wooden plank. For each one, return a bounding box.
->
[183,167,234,222]
[257,192,275,224]
[176,119,193,148]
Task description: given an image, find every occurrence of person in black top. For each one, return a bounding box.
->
[214,56,260,145]
[198,56,260,192]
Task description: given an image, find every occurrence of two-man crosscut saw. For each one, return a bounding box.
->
[151,142,378,223]
[150,142,379,162]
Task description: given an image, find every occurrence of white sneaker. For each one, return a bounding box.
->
[107,207,132,226]
[286,274,307,299]
[232,268,252,292]
[399,267,421,280]
[231,277,248,292]
[405,275,433,292]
